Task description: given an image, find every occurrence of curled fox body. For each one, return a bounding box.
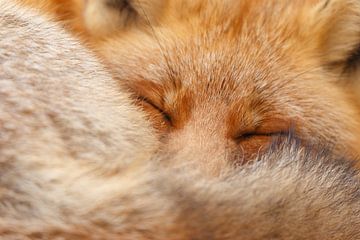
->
[23,0,360,175]
[2,0,360,239]
[1,4,360,238]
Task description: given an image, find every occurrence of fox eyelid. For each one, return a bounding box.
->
[137,96,173,125]
[235,131,288,141]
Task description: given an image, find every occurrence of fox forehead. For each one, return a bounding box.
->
[107,10,322,115]
[109,28,316,109]
[105,0,325,91]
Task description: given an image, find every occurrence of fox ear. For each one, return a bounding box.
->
[299,0,360,72]
[83,0,166,37]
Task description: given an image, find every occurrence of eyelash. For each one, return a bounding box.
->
[236,131,288,141]
[138,96,172,125]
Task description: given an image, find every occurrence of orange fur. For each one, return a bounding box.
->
[3,1,360,238]
[20,0,360,175]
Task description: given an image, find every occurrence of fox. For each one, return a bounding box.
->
[2,0,360,239]
[19,0,360,176]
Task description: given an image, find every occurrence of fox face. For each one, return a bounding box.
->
[59,0,360,175]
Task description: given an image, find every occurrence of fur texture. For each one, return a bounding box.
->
[0,0,158,176]
[1,1,360,239]
[21,0,360,175]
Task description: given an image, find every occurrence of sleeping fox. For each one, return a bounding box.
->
[20,0,360,175]
[2,0,360,239]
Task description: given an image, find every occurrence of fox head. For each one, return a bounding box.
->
[80,0,360,175]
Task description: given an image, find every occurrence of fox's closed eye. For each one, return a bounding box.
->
[137,96,172,130]
[232,128,291,164]
[236,131,289,141]
[235,131,287,150]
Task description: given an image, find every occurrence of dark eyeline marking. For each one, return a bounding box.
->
[137,96,173,126]
[345,45,360,72]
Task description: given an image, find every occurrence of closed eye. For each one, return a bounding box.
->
[231,130,291,165]
[237,131,288,141]
[137,96,172,126]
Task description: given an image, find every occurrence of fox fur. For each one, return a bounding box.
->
[19,0,360,175]
[0,0,158,175]
[1,1,360,239]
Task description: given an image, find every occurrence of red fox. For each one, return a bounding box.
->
[24,0,360,175]
[2,0,360,239]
